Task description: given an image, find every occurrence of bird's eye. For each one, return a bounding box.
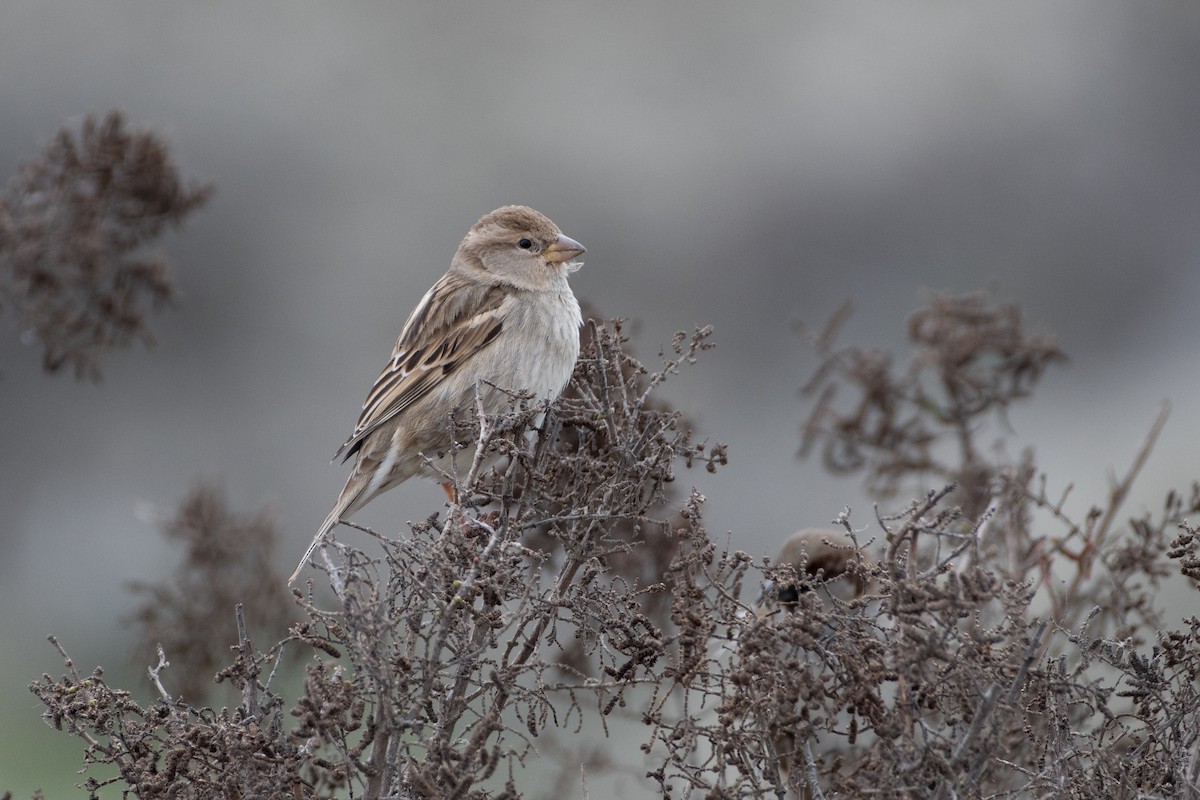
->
[517,238,533,250]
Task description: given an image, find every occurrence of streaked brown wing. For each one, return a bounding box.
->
[334,274,509,462]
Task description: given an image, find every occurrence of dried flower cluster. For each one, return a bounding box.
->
[0,111,210,379]
[800,294,1066,519]
[25,291,1200,800]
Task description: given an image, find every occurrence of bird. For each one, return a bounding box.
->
[753,529,874,797]
[761,528,869,608]
[289,205,585,585]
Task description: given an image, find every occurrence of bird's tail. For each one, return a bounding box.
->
[286,501,348,582]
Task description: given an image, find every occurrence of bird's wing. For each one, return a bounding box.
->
[334,273,509,462]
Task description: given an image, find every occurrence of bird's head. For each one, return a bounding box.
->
[453,205,585,290]
[758,528,872,609]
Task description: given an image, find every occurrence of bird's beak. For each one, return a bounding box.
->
[544,234,586,264]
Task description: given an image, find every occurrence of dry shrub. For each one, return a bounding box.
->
[28,297,1200,799]
[0,111,210,379]
[126,485,298,703]
[30,321,727,798]
[285,320,722,798]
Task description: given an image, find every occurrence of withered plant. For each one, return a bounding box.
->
[126,485,298,703]
[24,245,1200,797]
[0,111,210,380]
[31,321,734,799]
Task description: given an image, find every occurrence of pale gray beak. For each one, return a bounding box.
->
[544,233,586,264]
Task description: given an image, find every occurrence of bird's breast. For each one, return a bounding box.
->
[493,286,581,399]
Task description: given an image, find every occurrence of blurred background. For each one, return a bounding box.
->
[3,2,1199,794]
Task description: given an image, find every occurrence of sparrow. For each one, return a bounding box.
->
[760,528,869,607]
[289,205,585,585]
[754,529,872,795]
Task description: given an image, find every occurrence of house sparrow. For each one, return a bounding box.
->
[289,205,585,585]
[755,529,873,795]
[760,528,869,607]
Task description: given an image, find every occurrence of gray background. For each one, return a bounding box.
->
[3,3,1199,794]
